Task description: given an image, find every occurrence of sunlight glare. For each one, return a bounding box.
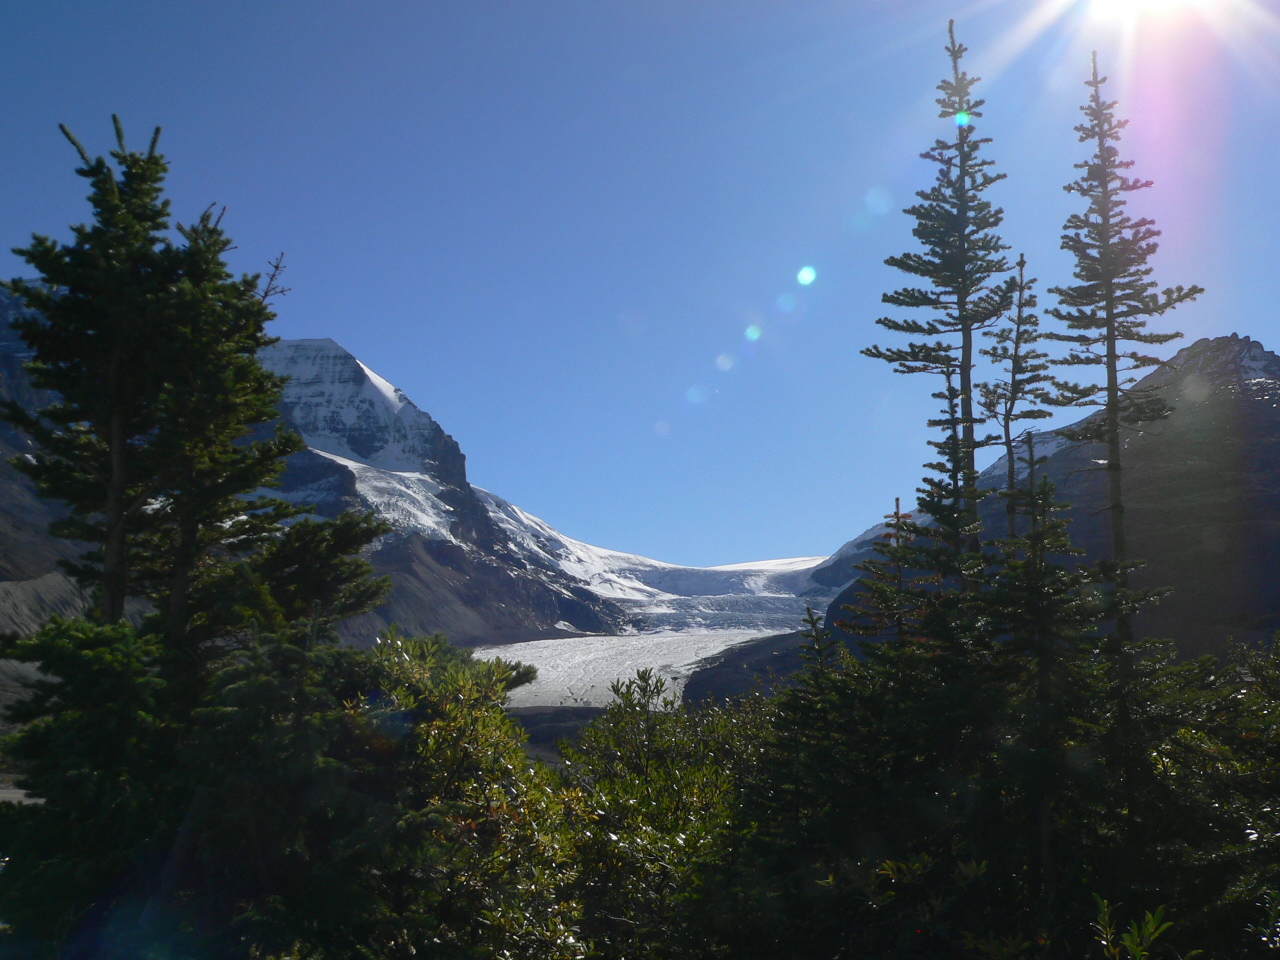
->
[1089,0,1211,21]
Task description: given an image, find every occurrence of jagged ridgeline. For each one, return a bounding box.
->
[826,333,1280,660]
[7,283,1277,660]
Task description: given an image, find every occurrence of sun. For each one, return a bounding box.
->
[978,0,1278,95]
[1088,0,1213,21]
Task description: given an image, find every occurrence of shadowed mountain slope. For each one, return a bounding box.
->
[826,334,1280,661]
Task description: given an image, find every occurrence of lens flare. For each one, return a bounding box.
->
[744,324,763,342]
[954,111,972,127]
[796,266,816,285]
[716,353,735,371]
[776,293,796,313]
[864,186,894,216]
[685,386,707,404]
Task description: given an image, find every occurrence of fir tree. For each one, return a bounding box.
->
[3,118,304,634]
[0,120,416,956]
[3,118,176,623]
[983,437,1105,929]
[835,498,921,641]
[127,208,303,657]
[1046,55,1202,665]
[864,20,1011,527]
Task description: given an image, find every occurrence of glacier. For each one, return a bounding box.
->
[252,337,862,703]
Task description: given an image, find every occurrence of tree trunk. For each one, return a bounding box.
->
[1004,416,1016,539]
[166,511,198,655]
[101,347,127,623]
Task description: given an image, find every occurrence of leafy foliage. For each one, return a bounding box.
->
[559,669,766,959]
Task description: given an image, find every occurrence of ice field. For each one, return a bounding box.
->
[476,629,771,707]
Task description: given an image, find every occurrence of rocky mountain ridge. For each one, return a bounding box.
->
[827,333,1280,660]
[0,288,841,645]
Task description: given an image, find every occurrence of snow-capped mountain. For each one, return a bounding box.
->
[0,284,850,647]
[254,337,840,641]
[479,487,829,633]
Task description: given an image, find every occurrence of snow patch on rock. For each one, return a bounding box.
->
[309,449,455,541]
[260,339,451,473]
[477,486,832,632]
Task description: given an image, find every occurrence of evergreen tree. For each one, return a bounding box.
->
[982,438,1106,934]
[0,623,566,960]
[128,207,304,658]
[864,20,1012,528]
[1046,55,1203,669]
[0,119,424,956]
[2,118,304,634]
[977,256,1066,536]
[840,498,922,641]
[4,118,177,623]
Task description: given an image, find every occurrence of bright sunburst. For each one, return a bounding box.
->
[1088,0,1208,21]
[980,0,1279,88]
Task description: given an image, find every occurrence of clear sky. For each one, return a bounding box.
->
[2,0,1277,566]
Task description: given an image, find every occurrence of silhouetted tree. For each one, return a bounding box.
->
[864,20,1012,531]
[1046,54,1202,676]
[3,118,302,638]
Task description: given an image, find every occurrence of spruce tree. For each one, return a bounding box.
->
[0,121,412,955]
[983,437,1105,931]
[4,118,176,622]
[128,208,303,657]
[864,20,1011,529]
[1046,55,1202,661]
[3,118,304,633]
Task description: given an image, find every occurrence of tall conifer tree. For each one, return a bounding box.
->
[3,119,303,630]
[864,20,1011,529]
[1046,55,1202,705]
[4,119,175,622]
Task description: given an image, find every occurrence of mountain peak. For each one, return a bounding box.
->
[1149,334,1280,390]
[259,339,466,485]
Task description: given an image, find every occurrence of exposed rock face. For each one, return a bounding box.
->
[826,334,1280,661]
[260,340,469,486]
[254,339,632,644]
[0,295,83,605]
[0,286,838,647]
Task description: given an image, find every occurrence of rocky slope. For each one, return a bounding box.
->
[7,285,1275,671]
[0,288,839,646]
[255,337,632,644]
[826,334,1280,661]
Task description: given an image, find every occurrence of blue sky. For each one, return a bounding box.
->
[2,0,1277,566]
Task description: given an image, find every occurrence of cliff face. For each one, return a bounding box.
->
[0,289,841,646]
[827,334,1280,660]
